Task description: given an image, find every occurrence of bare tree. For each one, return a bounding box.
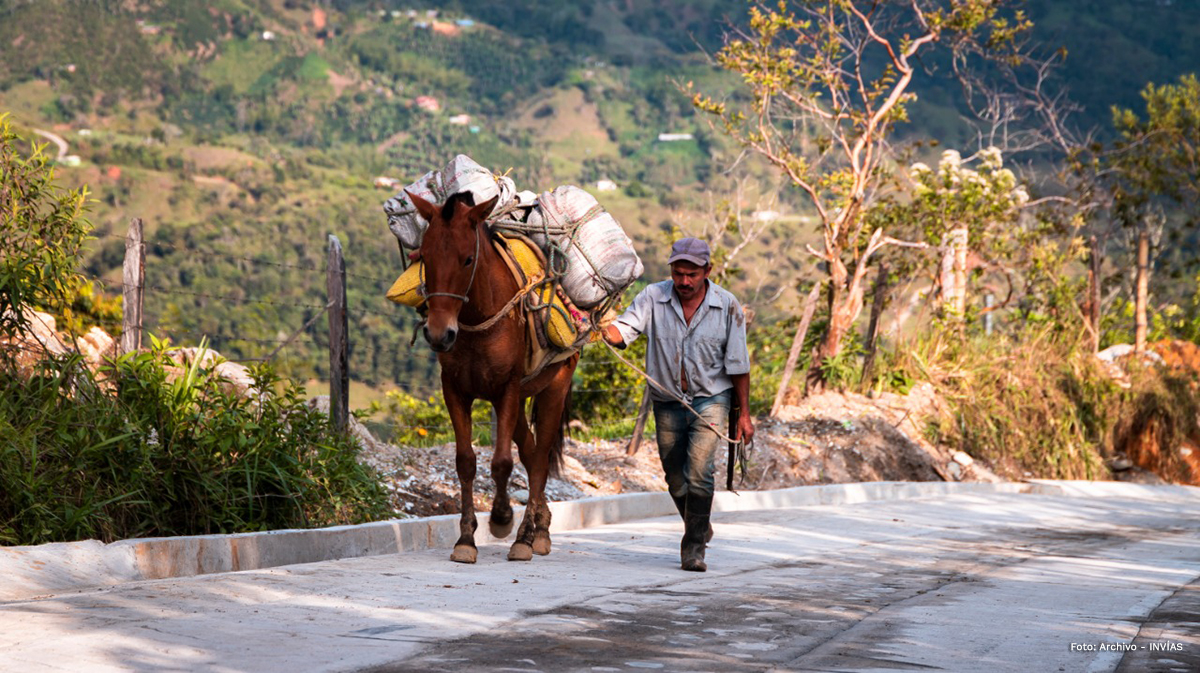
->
[671,176,795,305]
[692,0,1027,389]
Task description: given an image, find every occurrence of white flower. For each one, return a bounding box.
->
[910,162,931,174]
[980,146,1003,170]
[939,149,962,171]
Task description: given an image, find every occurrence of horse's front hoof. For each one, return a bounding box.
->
[532,532,552,556]
[489,516,514,539]
[450,544,478,564]
[507,542,533,561]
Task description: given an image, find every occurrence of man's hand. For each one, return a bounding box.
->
[602,324,626,349]
[735,412,755,445]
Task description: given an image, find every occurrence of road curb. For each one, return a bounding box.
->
[3,480,1196,602]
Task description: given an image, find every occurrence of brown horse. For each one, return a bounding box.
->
[409,189,578,563]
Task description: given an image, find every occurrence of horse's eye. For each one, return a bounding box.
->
[463,256,474,267]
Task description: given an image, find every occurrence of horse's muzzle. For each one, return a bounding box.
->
[424,324,458,352]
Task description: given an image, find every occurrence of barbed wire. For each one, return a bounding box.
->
[129,283,328,312]
[151,326,319,348]
[349,306,405,320]
[100,233,401,286]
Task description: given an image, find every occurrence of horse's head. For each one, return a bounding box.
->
[408,189,499,352]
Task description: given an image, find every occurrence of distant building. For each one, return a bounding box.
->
[657,133,694,142]
[751,210,780,223]
[136,20,162,36]
[414,96,441,113]
[261,30,276,41]
[596,179,618,192]
[455,19,475,27]
[431,21,459,36]
[374,177,401,189]
[61,155,82,167]
[448,114,471,126]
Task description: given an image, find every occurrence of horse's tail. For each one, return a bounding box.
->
[533,377,571,479]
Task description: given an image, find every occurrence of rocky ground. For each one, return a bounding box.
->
[354,382,1005,519]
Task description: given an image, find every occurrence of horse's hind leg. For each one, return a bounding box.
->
[508,405,538,561]
[445,390,479,564]
[527,366,573,556]
[488,389,522,540]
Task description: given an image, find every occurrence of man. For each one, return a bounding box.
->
[603,237,754,572]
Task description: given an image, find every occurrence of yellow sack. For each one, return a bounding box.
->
[504,238,577,349]
[385,240,578,349]
[386,262,425,307]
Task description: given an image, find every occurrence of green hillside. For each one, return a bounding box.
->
[1,0,1195,403]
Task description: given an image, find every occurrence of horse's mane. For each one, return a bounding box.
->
[439,191,477,222]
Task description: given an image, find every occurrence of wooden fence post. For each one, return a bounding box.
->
[771,282,822,418]
[1087,235,1103,353]
[120,217,144,355]
[327,234,349,432]
[626,385,652,456]
[860,263,888,386]
[1135,227,1149,354]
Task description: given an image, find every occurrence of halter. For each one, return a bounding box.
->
[421,225,481,304]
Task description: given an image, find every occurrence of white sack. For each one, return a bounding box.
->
[383,154,516,248]
[526,185,644,309]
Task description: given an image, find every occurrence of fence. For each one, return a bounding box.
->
[112,218,654,450]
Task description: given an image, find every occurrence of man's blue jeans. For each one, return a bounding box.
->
[652,390,731,499]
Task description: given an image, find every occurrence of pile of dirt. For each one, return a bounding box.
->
[358,382,1001,519]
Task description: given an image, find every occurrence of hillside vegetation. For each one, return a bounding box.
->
[1,0,1198,479]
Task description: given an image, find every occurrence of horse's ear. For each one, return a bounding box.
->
[406,190,439,223]
[466,194,500,227]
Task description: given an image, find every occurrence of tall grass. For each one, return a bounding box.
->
[0,344,391,546]
[883,322,1198,482]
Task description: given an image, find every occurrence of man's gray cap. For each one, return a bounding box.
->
[667,237,711,266]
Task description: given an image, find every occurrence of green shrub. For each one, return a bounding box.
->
[0,342,392,546]
[376,389,491,448]
[0,114,90,345]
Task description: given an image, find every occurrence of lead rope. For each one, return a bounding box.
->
[599,339,746,447]
[600,339,752,490]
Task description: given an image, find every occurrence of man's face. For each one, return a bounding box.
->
[671,261,711,300]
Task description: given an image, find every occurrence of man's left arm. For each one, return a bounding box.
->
[725,298,754,444]
[731,372,754,444]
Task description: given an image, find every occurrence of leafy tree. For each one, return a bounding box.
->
[691,0,1031,388]
[1105,74,1200,351]
[0,115,90,347]
[870,147,1029,320]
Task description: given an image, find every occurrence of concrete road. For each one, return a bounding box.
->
[1,485,1197,672]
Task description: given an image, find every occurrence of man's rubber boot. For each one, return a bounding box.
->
[680,494,712,572]
[672,493,688,519]
[673,493,714,543]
